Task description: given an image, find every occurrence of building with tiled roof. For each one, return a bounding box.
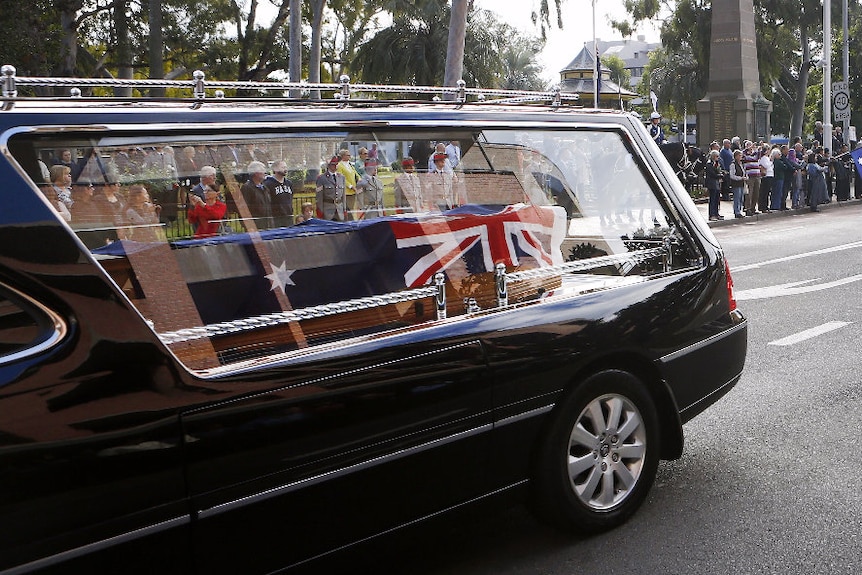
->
[559,45,638,109]
[595,36,661,88]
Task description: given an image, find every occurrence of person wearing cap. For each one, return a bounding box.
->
[648,111,665,145]
[356,158,385,219]
[316,156,346,221]
[238,160,273,230]
[336,149,359,218]
[429,151,451,174]
[394,157,424,213]
[428,152,457,210]
[428,143,453,173]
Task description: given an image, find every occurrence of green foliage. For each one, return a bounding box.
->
[0,0,63,78]
[601,54,631,88]
[351,4,541,91]
[3,0,545,101]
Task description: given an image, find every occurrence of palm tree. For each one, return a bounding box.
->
[352,2,517,91]
[351,2,449,87]
[288,0,301,97]
[499,36,546,91]
[443,0,469,96]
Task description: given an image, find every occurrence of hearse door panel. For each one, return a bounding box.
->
[182,337,491,574]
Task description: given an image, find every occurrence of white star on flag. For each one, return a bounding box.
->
[265,261,296,293]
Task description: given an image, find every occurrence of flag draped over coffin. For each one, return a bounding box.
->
[95,204,567,325]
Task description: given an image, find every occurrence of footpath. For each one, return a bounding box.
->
[695,196,862,227]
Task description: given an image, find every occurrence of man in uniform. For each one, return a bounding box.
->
[356,158,385,219]
[316,156,346,221]
[648,111,665,145]
[394,157,424,213]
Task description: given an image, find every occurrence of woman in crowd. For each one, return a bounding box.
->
[729,149,748,218]
[47,164,73,221]
[806,152,830,212]
[125,184,163,241]
[187,185,228,238]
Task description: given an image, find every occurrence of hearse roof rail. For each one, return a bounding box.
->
[0,65,578,109]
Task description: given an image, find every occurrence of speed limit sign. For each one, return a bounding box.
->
[833,81,850,121]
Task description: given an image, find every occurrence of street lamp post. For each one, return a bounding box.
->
[823,0,832,144]
[842,0,849,143]
[592,0,599,108]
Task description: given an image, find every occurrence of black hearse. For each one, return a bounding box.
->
[0,69,746,574]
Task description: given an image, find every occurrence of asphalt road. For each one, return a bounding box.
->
[316,201,862,575]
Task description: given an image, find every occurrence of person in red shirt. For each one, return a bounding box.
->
[187,185,227,238]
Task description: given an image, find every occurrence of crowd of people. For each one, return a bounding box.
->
[39,139,469,245]
[41,143,285,245]
[701,126,860,221]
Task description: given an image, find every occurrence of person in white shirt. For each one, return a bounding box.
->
[757,145,774,213]
[445,140,461,169]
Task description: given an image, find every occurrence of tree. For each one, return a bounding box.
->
[601,54,631,89]
[114,0,133,96]
[0,0,62,79]
[288,0,301,96]
[621,0,827,140]
[350,2,518,91]
[443,0,469,94]
[149,0,165,94]
[756,0,823,139]
[350,8,449,87]
[309,0,327,88]
[498,34,546,91]
[323,0,389,81]
[57,0,86,77]
[531,0,564,42]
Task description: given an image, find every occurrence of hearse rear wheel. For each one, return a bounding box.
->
[532,370,660,533]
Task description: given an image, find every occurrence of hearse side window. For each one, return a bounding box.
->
[12,128,698,373]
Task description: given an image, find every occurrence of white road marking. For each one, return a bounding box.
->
[768,322,852,346]
[732,240,862,272]
[735,275,862,300]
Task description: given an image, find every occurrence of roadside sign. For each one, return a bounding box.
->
[833,82,850,121]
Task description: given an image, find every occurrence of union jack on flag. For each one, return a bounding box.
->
[390,204,567,288]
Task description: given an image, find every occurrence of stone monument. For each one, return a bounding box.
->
[696,0,771,146]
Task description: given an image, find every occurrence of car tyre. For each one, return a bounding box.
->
[532,369,660,533]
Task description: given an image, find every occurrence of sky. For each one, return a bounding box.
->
[473,0,663,85]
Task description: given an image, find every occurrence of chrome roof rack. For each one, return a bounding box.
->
[0,65,577,109]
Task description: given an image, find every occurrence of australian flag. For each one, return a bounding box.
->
[595,53,602,97]
[851,146,862,181]
[96,204,566,325]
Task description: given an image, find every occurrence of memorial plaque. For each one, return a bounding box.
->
[711,97,734,140]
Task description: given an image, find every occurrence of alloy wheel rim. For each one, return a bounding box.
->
[567,393,647,511]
